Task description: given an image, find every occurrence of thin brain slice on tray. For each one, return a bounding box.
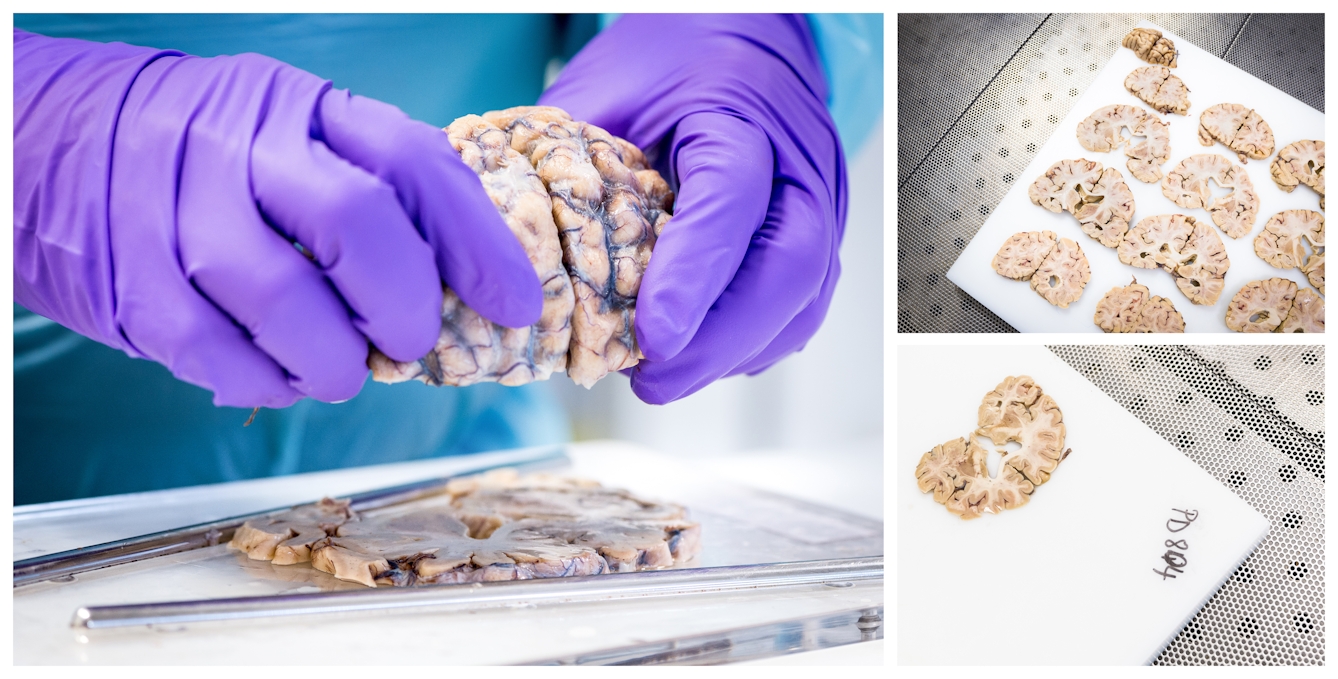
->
[1116,214,1229,306]
[1124,65,1191,116]
[1093,278,1185,333]
[1225,278,1325,334]
[1255,210,1325,295]
[1027,158,1135,247]
[369,106,672,389]
[990,231,1090,308]
[1161,154,1259,239]
[1197,103,1275,164]
[1075,104,1171,183]
[1123,27,1178,68]
[229,469,702,587]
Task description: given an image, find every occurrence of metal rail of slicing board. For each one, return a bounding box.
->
[13,447,570,588]
[72,556,884,630]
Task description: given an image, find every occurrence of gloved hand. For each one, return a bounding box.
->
[539,14,847,405]
[14,29,542,408]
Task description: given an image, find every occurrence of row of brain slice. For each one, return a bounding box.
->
[230,469,701,587]
[1093,279,1185,333]
[915,376,1067,520]
[991,231,1091,308]
[368,106,672,390]
[1226,279,1324,333]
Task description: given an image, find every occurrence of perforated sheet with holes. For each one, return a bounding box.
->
[898,14,1325,333]
[1048,345,1324,665]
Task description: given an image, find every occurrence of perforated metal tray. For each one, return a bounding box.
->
[1048,345,1324,665]
[898,13,1325,333]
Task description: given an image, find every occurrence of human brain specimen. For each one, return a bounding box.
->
[1279,288,1325,333]
[231,470,701,587]
[1225,278,1299,332]
[369,106,672,390]
[1161,154,1259,239]
[991,231,1091,308]
[915,376,1067,520]
[1123,27,1178,68]
[1028,158,1136,247]
[1093,279,1185,333]
[1075,104,1171,183]
[1197,103,1275,163]
[1254,210,1324,295]
[1124,65,1191,116]
[1117,214,1230,305]
[1271,140,1326,210]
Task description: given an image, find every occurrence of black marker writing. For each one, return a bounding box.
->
[1154,508,1198,580]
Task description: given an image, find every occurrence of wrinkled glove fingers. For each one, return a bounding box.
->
[315,90,543,328]
[631,181,833,404]
[252,103,443,365]
[634,112,773,361]
[179,152,373,403]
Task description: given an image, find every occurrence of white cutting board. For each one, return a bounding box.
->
[897,345,1270,665]
[947,21,1325,332]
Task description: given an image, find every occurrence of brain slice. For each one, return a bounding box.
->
[1225,278,1298,332]
[1117,213,1229,305]
[992,231,1057,280]
[1198,103,1275,163]
[1279,288,1325,333]
[991,232,1089,308]
[1076,104,1171,183]
[1123,27,1178,68]
[1028,159,1135,247]
[1161,154,1259,239]
[1271,140,1326,210]
[1093,278,1184,333]
[1124,65,1191,116]
[916,376,1067,520]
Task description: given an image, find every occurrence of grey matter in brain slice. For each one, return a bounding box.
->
[1028,159,1135,247]
[1279,288,1325,333]
[1271,140,1326,211]
[1117,213,1230,306]
[991,232,1089,308]
[1197,103,1275,163]
[1123,27,1178,68]
[1225,278,1299,333]
[1075,104,1171,183]
[1161,154,1259,239]
[1254,210,1325,295]
[1093,278,1185,333]
[485,106,672,388]
[1124,65,1191,116]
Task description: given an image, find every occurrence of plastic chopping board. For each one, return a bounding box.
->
[897,345,1270,665]
[947,21,1325,332]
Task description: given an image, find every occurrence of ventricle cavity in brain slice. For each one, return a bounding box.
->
[369,106,673,390]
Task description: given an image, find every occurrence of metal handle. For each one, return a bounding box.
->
[15,447,569,587]
[73,557,883,630]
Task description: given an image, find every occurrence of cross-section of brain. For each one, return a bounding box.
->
[1197,103,1275,163]
[1123,27,1178,68]
[370,106,672,390]
[991,231,1090,308]
[1028,159,1135,247]
[231,471,701,587]
[1076,104,1171,183]
[1117,213,1230,305]
[1279,288,1325,333]
[1271,140,1326,211]
[1161,154,1259,239]
[915,376,1067,521]
[1225,278,1299,332]
[1093,278,1185,333]
[1124,65,1191,116]
[1254,210,1324,296]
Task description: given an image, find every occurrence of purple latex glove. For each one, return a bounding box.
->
[539,14,848,405]
[14,29,542,408]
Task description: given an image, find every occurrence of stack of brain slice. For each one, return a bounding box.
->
[229,469,702,587]
[368,106,673,389]
[915,376,1068,520]
[990,231,1091,308]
